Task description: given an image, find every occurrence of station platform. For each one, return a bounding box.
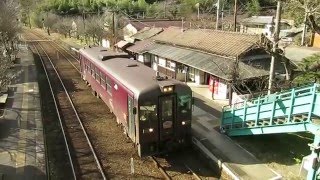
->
[33,28,281,179]
[0,45,46,179]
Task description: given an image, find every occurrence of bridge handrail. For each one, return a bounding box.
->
[223,83,319,111]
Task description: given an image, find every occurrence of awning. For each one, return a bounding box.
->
[147,44,269,81]
[126,40,155,54]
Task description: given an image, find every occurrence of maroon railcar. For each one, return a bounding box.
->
[79,46,192,156]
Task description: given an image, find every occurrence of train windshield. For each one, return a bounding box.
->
[178,94,192,114]
[139,105,157,121]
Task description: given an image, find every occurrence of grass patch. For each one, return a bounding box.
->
[232,132,313,165]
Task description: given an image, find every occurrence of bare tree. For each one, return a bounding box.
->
[0,54,14,92]
[85,16,106,45]
[44,13,59,36]
[53,18,73,38]
[308,15,320,34]
[0,0,21,53]
[0,0,20,91]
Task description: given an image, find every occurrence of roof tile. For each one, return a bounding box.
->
[152,27,261,57]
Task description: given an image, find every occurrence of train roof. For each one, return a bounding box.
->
[79,47,189,97]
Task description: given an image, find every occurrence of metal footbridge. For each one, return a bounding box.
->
[220,83,320,180]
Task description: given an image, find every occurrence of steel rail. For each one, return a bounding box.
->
[185,164,202,180]
[31,30,79,60]
[32,44,77,179]
[30,31,81,73]
[151,155,202,180]
[35,42,107,180]
[151,156,171,180]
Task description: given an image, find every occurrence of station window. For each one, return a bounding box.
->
[106,78,112,95]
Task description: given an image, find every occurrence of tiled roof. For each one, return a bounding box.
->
[152,27,262,57]
[147,43,269,80]
[126,40,155,54]
[127,19,184,31]
[131,27,163,41]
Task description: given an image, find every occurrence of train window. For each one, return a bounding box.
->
[101,74,106,89]
[139,105,157,121]
[161,99,173,117]
[106,78,112,95]
[90,63,94,76]
[178,95,192,113]
[95,69,100,83]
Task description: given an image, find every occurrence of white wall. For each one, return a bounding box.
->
[158,57,166,67]
[101,39,110,48]
[194,69,205,85]
[138,54,144,63]
[123,24,138,42]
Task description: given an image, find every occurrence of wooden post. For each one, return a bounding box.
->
[233,0,237,32]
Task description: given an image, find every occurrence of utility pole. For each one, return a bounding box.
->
[221,3,224,30]
[195,3,200,20]
[164,0,167,18]
[112,11,116,50]
[233,0,237,32]
[215,0,220,30]
[112,11,115,38]
[267,0,282,95]
[301,6,308,46]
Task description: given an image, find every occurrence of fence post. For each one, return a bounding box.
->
[255,97,261,127]
[130,157,134,174]
[287,89,295,124]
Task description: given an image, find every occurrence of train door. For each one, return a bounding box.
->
[158,94,176,141]
[128,95,135,141]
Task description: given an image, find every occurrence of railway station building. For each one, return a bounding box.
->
[125,27,294,101]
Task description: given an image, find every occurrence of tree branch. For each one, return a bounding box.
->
[307,14,320,34]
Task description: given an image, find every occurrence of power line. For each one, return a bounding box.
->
[119,10,153,28]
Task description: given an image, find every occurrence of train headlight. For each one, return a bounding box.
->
[182,120,190,125]
[160,84,175,93]
[149,128,154,132]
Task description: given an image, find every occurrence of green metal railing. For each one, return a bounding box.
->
[221,83,320,136]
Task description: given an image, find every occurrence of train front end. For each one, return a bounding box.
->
[137,81,193,156]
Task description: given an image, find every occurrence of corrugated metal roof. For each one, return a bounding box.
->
[126,39,155,54]
[152,27,261,57]
[241,16,274,25]
[147,43,269,80]
[131,27,163,40]
[127,19,185,31]
[116,40,131,48]
[241,16,292,26]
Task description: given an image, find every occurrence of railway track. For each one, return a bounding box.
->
[27,30,81,72]
[151,153,202,180]
[30,41,106,179]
